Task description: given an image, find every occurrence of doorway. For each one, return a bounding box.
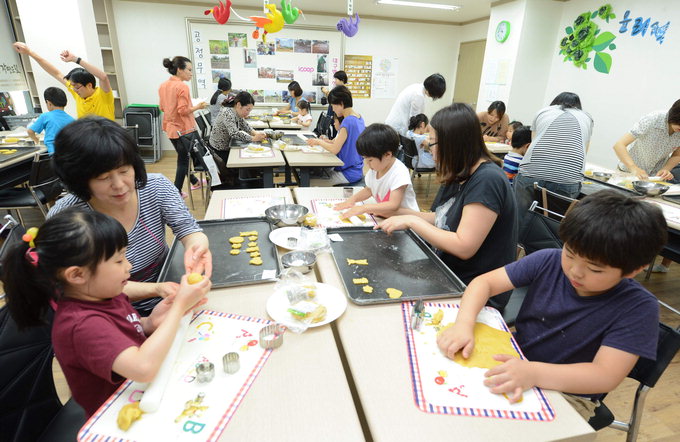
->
[453,39,486,110]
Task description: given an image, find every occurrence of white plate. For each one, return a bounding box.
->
[245,145,271,154]
[269,227,304,250]
[266,282,347,328]
[303,145,324,153]
[281,145,302,152]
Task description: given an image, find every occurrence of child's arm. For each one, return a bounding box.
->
[112,275,211,382]
[300,117,312,128]
[27,128,40,145]
[334,187,372,210]
[342,185,407,219]
[60,50,112,93]
[437,268,515,359]
[484,345,638,403]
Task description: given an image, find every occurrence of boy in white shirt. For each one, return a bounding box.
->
[335,123,419,218]
[292,100,313,127]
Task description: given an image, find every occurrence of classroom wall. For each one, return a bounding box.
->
[110,0,488,148]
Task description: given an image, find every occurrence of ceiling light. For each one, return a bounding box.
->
[376,0,460,11]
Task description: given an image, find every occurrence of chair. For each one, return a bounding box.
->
[0,153,62,225]
[588,323,680,441]
[399,135,436,198]
[195,111,211,141]
[177,131,213,210]
[532,182,578,221]
[312,112,333,138]
[122,124,139,154]
[0,215,23,300]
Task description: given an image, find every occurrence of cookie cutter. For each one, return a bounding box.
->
[195,362,215,383]
[287,237,298,248]
[259,323,286,349]
[411,299,425,331]
[343,187,353,198]
[223,352,240,374]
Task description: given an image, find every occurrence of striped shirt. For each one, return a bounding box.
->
[519,105,593,184]
[502,151,523,183]
[48,174,202,311]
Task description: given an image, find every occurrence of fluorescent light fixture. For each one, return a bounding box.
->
[376,0,460,11]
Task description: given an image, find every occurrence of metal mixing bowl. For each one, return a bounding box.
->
[632,181,669,197]
[280,251,317,274]
[265,204,309,226]
[592,171,612,182]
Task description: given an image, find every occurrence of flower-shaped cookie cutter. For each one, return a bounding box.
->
[259,323,286,349]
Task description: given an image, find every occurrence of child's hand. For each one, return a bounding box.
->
[184,244,213,279]
[483,355,534,403]
[436,321,475,360]
[175,274,211,312]
[340,206,365,219]
[334,200,353,211]
[147,290,208,332]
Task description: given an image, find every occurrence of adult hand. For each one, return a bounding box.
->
[198,101,208,109]
[483,355,534,403]
[155,281,179,299]
[252,132,267,142]
[13,42,30,54]
[631,166,649,180]
[306,138,319,146]
[184,243,213,279]
[436,321,475,360]
[657,169,674,181]
[376,215,416,234]
[482,135,494,143]
[60,50,77,63]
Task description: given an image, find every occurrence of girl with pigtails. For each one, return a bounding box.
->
[1,208,211,417]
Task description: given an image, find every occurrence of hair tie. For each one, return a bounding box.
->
[22,226,39,248]
[25,248,39,267]
[225,94,236,104]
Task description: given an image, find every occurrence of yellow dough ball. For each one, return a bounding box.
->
[187,273,203,284]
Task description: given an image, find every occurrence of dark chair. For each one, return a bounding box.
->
[122,124,140,154]
[195,111,211,141]
[0,153,62,225]
[532,182,578,221]
[588,323,680,442]
[312,112,333,138]
[0,215,23,301]
[177,131,213,210]
[399,135,435,198]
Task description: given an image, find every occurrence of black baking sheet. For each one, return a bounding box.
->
[157,218,279,288]
[580,177,634,197]
[327,227,466,304]
[280,135,306,145]
[0,146,40,164]
[662,194,680,205]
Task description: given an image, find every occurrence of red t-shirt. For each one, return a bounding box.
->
[52,294,147,416]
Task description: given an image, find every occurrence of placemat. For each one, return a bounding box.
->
[239,146,274,158]
[221,196,286,219]
[78,310,275,441]
[402,302,555,421]
[310,198,376,228]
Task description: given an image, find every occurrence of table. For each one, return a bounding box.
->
[486,142,511,159]
[281,133,344,187]
[295,187,596,442]
[0,134,46,190]
[246,116,303,130]
[201,190,364,441]
[226,147,285,188]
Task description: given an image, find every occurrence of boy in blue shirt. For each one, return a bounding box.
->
[437,190,666,419]
[28,87,75,154]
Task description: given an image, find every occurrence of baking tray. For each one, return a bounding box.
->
[0,146,40,164]
[662,194,680,205]
[580,176,634,197]
[326,227,466,305]
[157,218,280,288]
[280,135,307,145]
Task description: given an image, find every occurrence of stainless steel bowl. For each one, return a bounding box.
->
[280,251,316,274]
[270,130,284,140]
[592,171,612,182]
[265,204,309,226]
[632,181,670,197]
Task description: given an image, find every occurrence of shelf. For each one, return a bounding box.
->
[96,21,108,25]
[100,47,113,51]
[105,72,116,75]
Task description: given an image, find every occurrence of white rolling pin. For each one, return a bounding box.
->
[139,314,192,413]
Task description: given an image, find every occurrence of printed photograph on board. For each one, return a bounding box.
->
[312,73,328,86]
[256,41,276,55]
[209,40,229,55]
[243,49,257,68]
[211,55,230,69]
[228,33,248,48]
[301,90,317,104]
[212,69,231,83]
[276,69,294,83]
[248,89,265,103]
[317,55,327,73]
[294,39,312,53]
[264,90,283,103]
[258,67,276,79]
[276,38,294,53]
[311,40,329,54]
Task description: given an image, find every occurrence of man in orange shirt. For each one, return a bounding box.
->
[13,42,114,120]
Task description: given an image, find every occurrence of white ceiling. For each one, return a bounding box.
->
[169,0,495,24]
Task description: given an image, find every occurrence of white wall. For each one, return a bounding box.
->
[111,0,488,148]
[542,0,680,168]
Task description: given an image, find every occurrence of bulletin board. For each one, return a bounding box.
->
[186,18,344,106]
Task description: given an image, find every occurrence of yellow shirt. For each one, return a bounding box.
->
[66,80,115,120]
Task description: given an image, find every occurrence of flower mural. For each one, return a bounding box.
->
[559,4,617,74]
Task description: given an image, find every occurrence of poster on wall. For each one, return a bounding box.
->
[372,56,398,99]
[344,55,372,99]
[0,7,27,91]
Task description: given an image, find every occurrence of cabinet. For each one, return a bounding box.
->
[93,0,128,120]
[6,0,40,111]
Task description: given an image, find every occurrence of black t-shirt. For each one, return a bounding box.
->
[431,161,518,286]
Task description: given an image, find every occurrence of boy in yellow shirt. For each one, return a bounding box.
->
[13,42,114,120]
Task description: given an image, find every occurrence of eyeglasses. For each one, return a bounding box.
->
[428,142,438,147]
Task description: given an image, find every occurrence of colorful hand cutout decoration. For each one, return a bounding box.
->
[281,0,302,24]
[250,4,284,42]
[337,14,360,37]
[204,0,232,25]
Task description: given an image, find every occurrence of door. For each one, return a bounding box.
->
[453,39,486,109]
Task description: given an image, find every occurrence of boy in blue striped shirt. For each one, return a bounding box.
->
[502,126,531,184]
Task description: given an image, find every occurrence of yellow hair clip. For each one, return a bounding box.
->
[22,226,39,248]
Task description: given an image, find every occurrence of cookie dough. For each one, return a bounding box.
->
[346,258,368,265]
[248,235,259,241]
[117,401,143,431]
[247,241,258,247]
[232,243,242,249]
[246,246,260,253]
[250,251,261,258]
[187,273,203,284]
[438,322,520,369]
[230,249,241,255]
[229,236,245,244]
[353,277,369,285]
[362,285,373,294]
[249,257,263,265]
[240,231,258,237]
[386,288,403,299]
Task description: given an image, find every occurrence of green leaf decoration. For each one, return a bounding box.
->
[609,43,616,50]
[595,29,601,35]
[592,31,616,51]
[594,52,612,74]
[591,11,598,19]
[566,26,573,34]
[586,58,591,62]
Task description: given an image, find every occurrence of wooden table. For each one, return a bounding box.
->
[226,147,285,188]
[203,189,364,441]
[294,187,596,442]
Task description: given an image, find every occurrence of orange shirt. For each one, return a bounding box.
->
[158,76,196,139]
